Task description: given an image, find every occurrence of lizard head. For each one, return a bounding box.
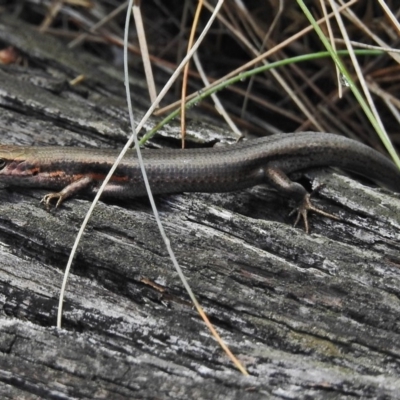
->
[0,145,32,187]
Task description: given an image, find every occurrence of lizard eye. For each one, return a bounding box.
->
[0,159,6,170]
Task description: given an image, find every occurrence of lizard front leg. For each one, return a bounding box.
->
[41,176,94,208]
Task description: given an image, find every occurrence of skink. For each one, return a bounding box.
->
[1,131,399,232]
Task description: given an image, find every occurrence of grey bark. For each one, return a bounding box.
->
[0,16,399,400]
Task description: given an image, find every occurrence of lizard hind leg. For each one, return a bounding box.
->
[264,166,339,233]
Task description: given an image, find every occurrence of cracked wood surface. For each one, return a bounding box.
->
[0,16,399,399]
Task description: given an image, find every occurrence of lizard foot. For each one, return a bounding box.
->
[40,192,65,209]
[289,188,340,233]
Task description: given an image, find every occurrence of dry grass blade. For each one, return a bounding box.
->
[193,52,242,138]
[68,1,129,48]
[377,0,400,33]
[180,0,204,148]
[40,0,64,32]
[133,0,157,104]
